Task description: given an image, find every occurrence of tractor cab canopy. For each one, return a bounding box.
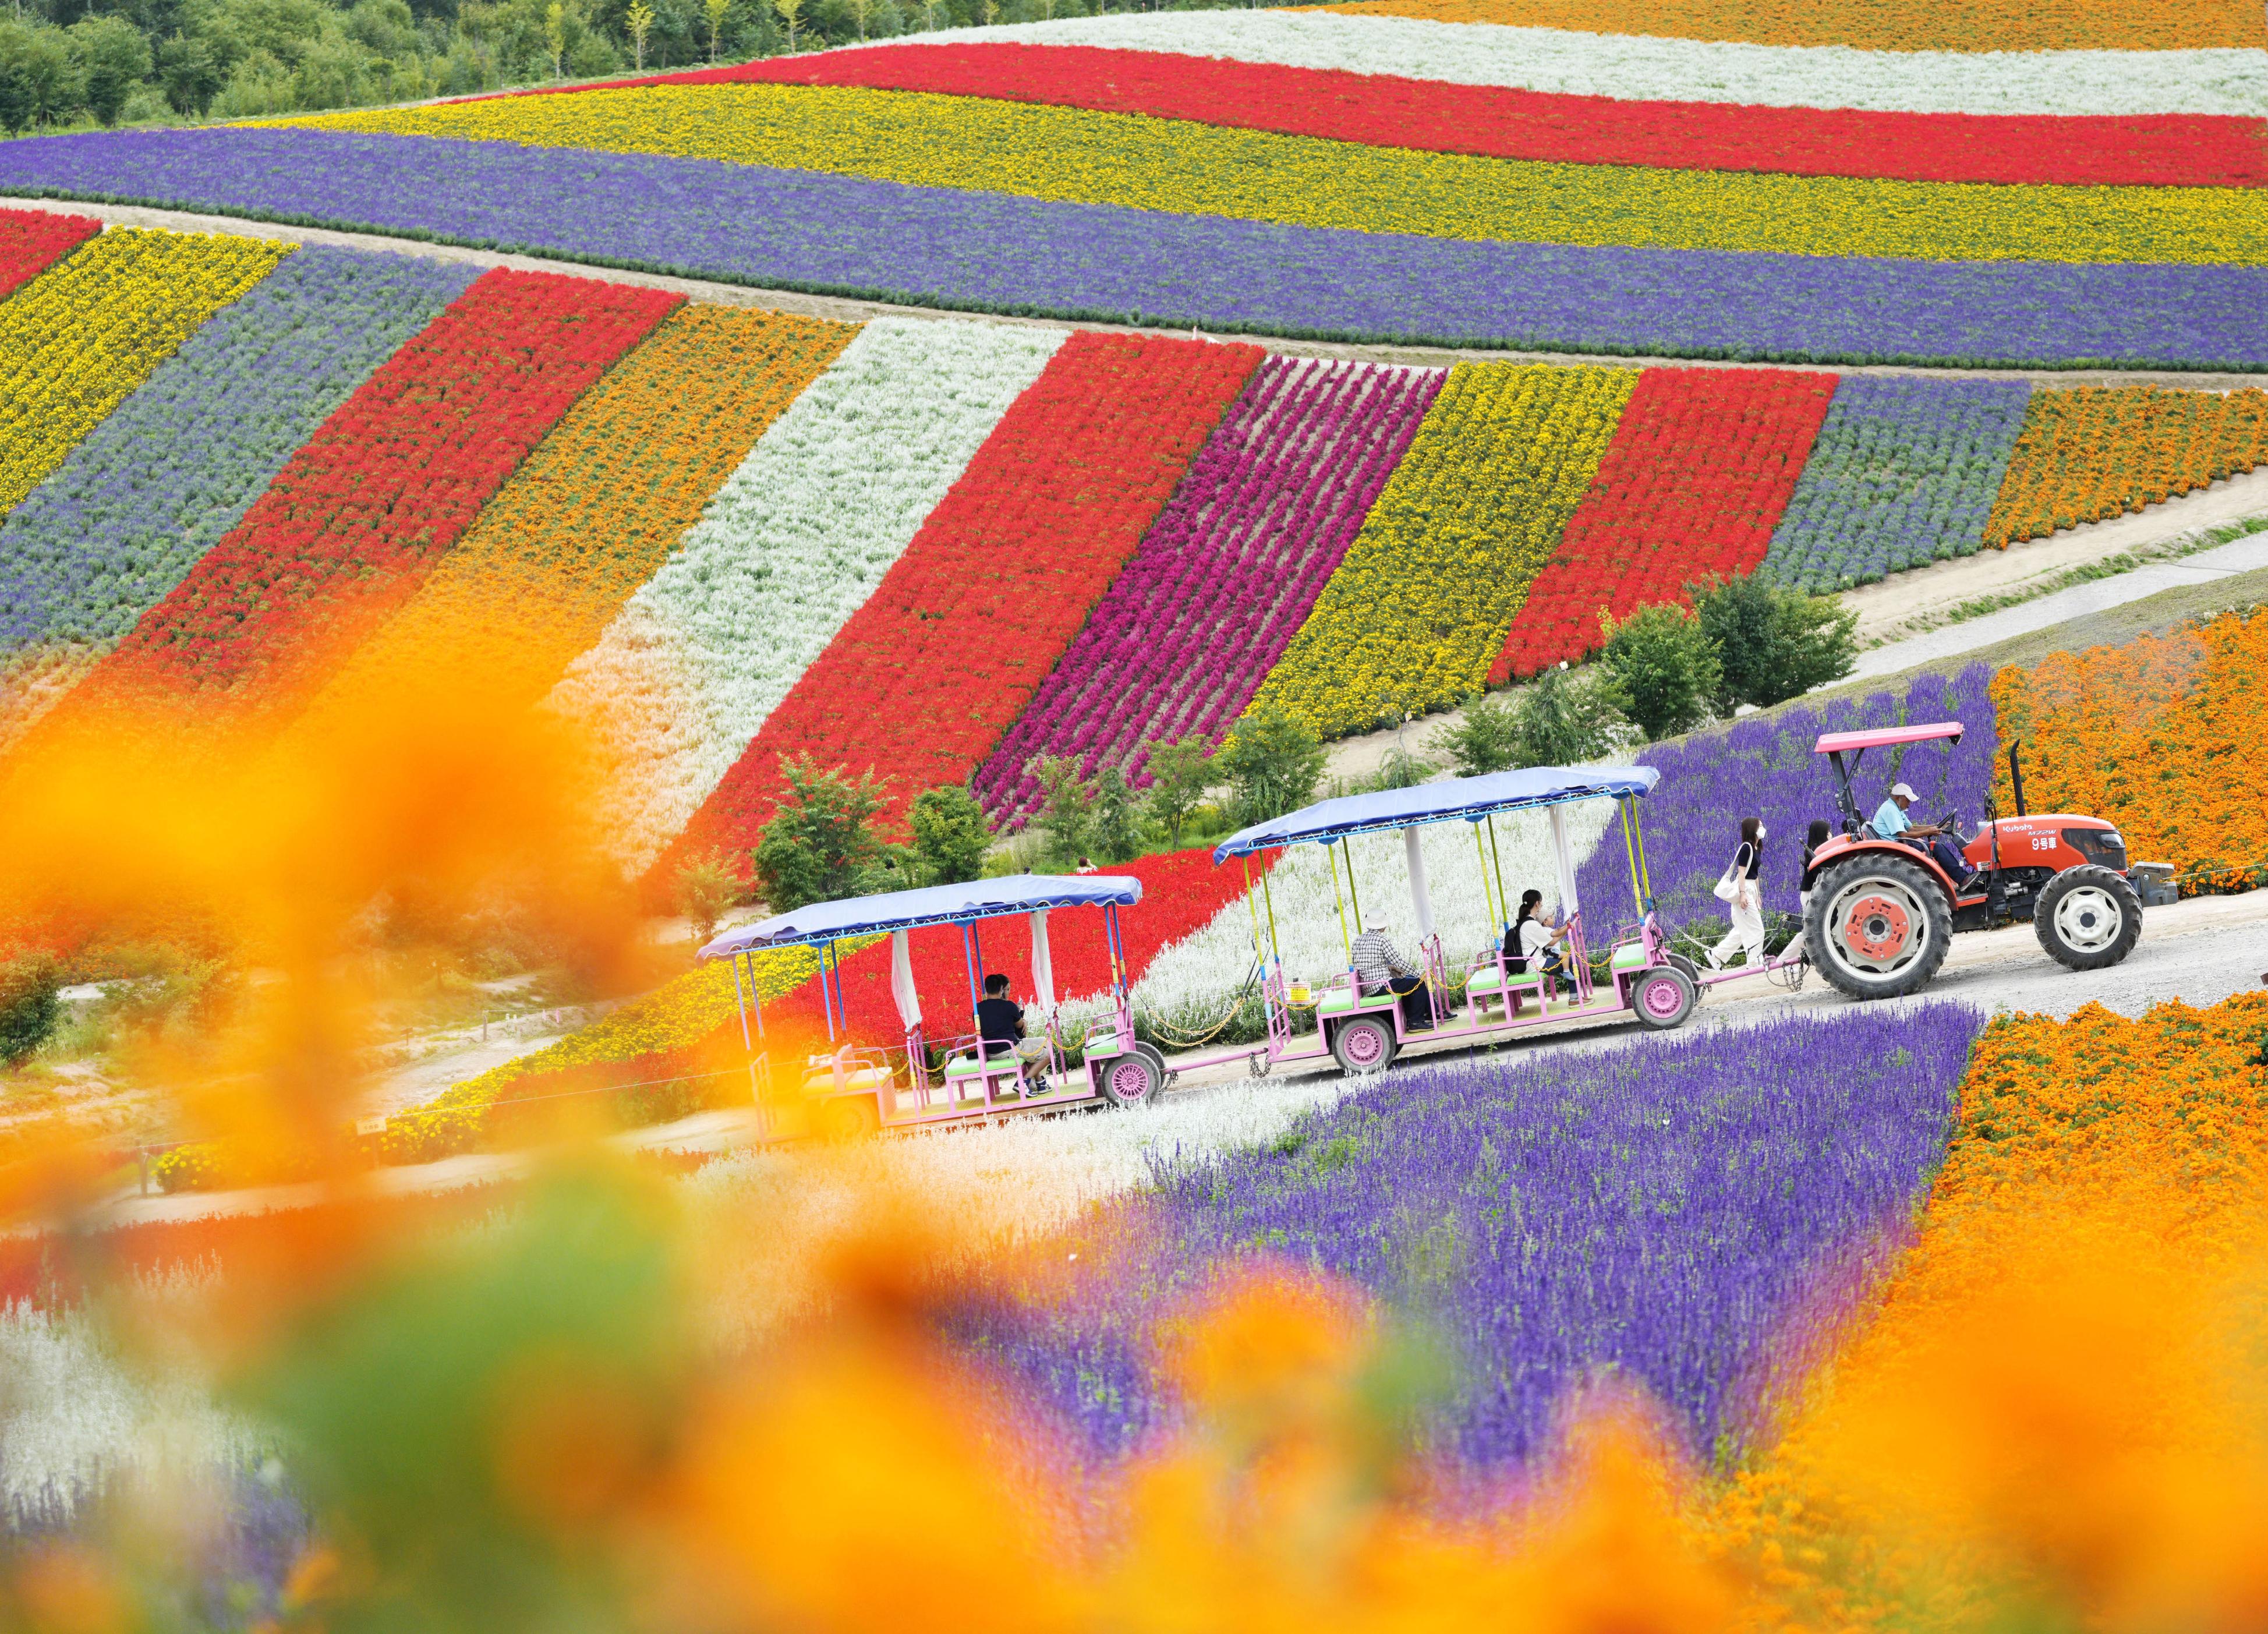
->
[1813,721,1964,835]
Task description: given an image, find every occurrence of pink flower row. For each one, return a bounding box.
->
[974,355,1443,824]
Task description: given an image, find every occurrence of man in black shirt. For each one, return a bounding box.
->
[974,973,1025,1060]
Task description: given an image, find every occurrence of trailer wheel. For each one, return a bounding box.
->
[1331,1015,1396,1076]
[1631,966,1696,1030]
[1096,1051,1163,1109]
[1134,1041,1169,1084]
[2035,865,2142,971]
[816,1095,880,1142]
[1806,854,1952,1000]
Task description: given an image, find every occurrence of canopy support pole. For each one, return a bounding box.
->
[1261,865,1282,965]
[1486,815,1510,926]
[1244,854,1263,961]
[731,953,753,1052]
[1473,822,1502,932]
[1328,842,1351,963]
[1345,838,1364,929]
[819,941,838,1045]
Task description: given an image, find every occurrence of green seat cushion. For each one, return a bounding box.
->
[1315,988,1360,1016]
[944,1053,1008,1078]
[1609,943,1650,971]
[1467,964,1543,993]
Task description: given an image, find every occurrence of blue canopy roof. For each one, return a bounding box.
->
[1213,765,1660,861]
[699,873,1143,959]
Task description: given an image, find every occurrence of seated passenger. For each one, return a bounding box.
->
[1350,918,1438,1031]
[974,972,1025,1060]
[1506,889,1573,989]
[1870,783,1980,891]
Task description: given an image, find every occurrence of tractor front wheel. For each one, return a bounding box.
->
[1806,854,1952,1000]
[2035,865,2142,971]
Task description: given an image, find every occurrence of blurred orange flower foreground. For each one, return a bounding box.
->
[4,673,2268,1634]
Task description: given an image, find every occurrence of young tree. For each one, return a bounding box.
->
[1510,662,1627,768]
[908,784,990,886]
[0,951,60,1068]
[66,13,145,125]
[1029,755,1094,871]
[155,33,222,115]
[703,0,728,58]
[1140,736,1212,851]
[845,0,869,38]
[543,0,566,75]
[1429,692,1519,777]
[1089,766,1141,864]
[771,0,797,49]
[751,755,891,911]
[1598,603,1721,741]
[670,851,742,954]
[625,0,653,68]
[1371,741,1434,790]
[1216,701,1326,823]
[1692,573,1859,711]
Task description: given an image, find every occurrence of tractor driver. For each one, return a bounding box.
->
[1871,783,1980,892]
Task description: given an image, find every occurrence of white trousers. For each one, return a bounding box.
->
[1713,896,1765,967]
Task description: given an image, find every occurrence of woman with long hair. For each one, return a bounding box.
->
[1707,815,1767,970]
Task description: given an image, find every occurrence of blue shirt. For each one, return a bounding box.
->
[1871,798,1910,838]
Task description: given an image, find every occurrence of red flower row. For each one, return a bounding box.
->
[0,206,101,299]
[504,42,2268,189]
[654,330,1261,883]
[89,268,679,730]
[762,846,1269,1048]
[1491,366,1835,682]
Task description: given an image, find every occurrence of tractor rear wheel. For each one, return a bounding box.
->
[1806,854,1953,1000]
[2035,865,2142,971]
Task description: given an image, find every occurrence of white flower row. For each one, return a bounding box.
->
[0,1278,270,1525]
[548,317,1064,875]
[844,10,2268,118]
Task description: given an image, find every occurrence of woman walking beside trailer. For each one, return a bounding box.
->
[1707,817,1767,970]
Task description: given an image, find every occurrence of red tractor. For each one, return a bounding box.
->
[1800,721,2142,1000]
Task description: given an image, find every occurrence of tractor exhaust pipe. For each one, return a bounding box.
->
[2009,742,2029,817]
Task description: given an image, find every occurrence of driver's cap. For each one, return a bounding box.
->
[1891,783,1917,800]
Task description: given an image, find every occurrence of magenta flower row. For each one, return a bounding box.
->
[974,353,1445,825]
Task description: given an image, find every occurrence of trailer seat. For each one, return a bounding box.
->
[1608,943,1650,972]
[1315,988,1360,1017]
[943,1051,1016,1081]
[1465,961,1551,1016]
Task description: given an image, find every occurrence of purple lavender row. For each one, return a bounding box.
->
[0,245,475,667]
[974,355,1443,823]
[1573,663,2001,939]
[2,129,2264,369]
[1763,376,2032,592]
[945,1005,1980,1473]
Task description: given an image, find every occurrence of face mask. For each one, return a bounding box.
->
[1756,826,1767,839]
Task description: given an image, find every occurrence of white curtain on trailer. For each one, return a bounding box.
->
[889,929,922,1030]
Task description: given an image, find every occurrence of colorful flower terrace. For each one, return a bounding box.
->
[0,0,2266,1628]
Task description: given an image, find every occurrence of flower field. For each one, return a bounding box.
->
[955,1005,1980,1469]
[1990,608,2266,893]
[653,330,1260,879]
[0,204,100,298]
[549,318,1060,876]
[0,247,477,750]
[1492,365,1835,677]
[1256,362,1634,738]
[1762,376,2032,592]
[46,268,678,748]
[974,356,1442,820]
[1983,384,2268,549]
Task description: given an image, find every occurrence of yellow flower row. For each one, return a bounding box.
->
[1983,384,2268,549]
[1251,362,1634,739]
[280,303,855,752]
[285,85,2268,267]
[0,227,287,519]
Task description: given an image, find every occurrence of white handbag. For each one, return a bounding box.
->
[1711,864,1740,903]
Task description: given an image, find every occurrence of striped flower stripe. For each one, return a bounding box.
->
[657,330,1263,883]
[1314,0,2266,52]
[0,206,101,298]
[1763,377,2033,591]
[55,269,679,743]
[0,227,287,521]
[859,13,2268,118]
[1254,363,1636,740]
[7,130,2260,372]
[973,356,1442,826]
[1492,366,1836,680]
[296,86,2267,268]
[286,303,854,757]
[0,247,479,751]
[1984,385,2268,549]
[716,43,2267,189]
[549,319,1063,878]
